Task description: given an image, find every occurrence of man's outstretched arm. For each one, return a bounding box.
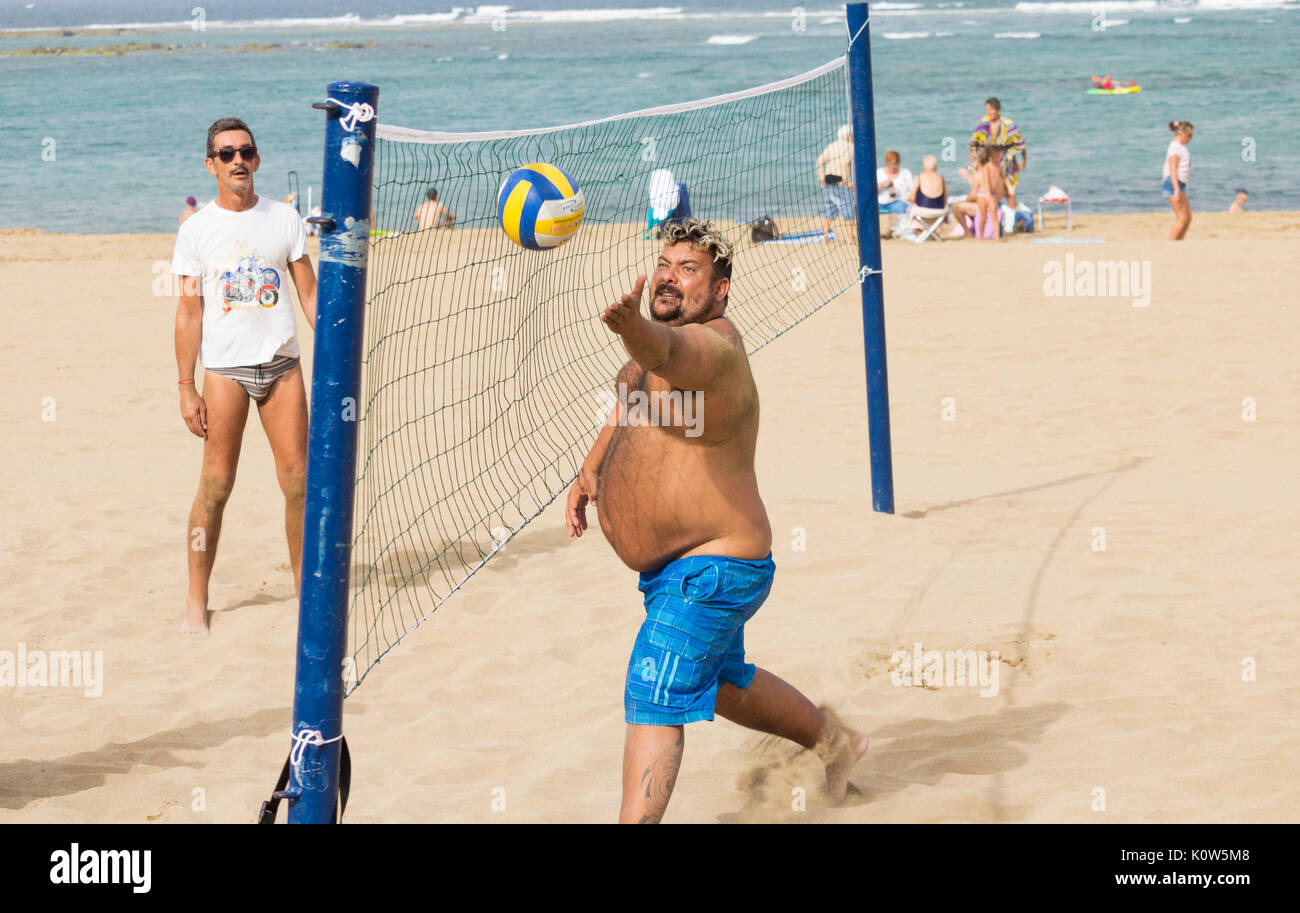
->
[600,275,736,391]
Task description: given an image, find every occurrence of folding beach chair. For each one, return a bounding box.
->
[1038,185,1071,231]
[907,204,949,243]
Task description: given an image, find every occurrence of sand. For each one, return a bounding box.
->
[1,209,1297,823]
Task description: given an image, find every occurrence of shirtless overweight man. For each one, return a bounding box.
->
[566,219,868,823]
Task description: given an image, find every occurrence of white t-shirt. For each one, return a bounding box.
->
[1162,140,1190,184]
[877,166,914,204]
[171,196,307,369]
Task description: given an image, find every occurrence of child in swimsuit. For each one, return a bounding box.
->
[973,147,1006,241]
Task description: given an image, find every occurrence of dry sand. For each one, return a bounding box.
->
[1,209,1297,823]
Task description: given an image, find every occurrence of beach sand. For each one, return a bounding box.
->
[1,209,1297,823]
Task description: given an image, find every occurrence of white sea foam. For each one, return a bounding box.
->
[884,30,958,39]
[1014,1,1157,10]
[1016,0,1291,11]
[471,6,686,23]
[56,6,1026,34]
[74,6,695,32]
[83,11,461,30]
[1174,16,1194,20]
[55,0,1296,34]
[1197,0,1294,8]
[706,34,757,45]
[995,31,1042,38]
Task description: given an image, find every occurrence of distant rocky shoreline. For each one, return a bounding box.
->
[0,35,375,56]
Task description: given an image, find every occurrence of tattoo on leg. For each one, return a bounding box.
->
[637,729,683,824]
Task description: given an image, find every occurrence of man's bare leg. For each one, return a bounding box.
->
[184,373,250,634]
[619,724,683,823]
[716,668,869,801]
[256,365,309,591]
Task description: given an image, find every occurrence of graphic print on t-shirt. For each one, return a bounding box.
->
[218,244,282,313]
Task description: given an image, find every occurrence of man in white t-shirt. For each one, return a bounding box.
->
[172,117,317,635]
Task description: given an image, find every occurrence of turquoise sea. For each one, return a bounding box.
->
[2,0,1297,232]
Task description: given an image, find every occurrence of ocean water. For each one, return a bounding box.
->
[2,0,1297,232]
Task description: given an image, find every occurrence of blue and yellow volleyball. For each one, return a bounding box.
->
[496,162,586,250]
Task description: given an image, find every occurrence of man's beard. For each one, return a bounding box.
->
[651,297,684,324]
[651,282,701,325]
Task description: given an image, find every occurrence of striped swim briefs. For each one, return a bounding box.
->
[206,354,300,401]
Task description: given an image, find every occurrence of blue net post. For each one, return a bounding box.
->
[846,3,895,514]
[287,80,379,823]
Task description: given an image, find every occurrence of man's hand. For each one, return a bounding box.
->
[601,275,647,336]
[565,466,598,537]
[180,385,208,439]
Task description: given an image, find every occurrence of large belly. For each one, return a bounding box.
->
[596,425,768,572]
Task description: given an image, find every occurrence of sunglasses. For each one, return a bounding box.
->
[211,145,258,163]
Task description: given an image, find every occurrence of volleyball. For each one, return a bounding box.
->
[496,162,585,250]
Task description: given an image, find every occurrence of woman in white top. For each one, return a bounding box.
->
[1162,120,1194,240]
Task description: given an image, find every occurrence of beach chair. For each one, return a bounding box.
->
[907,203,949,243]
[1038,185,1071,231]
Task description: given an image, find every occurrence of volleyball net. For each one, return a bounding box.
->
[347,56,863,691]
[279,2,890,823]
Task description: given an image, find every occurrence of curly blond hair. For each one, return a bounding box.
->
[659,218,734,282]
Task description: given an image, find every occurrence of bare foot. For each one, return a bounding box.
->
[181,596,211,636]
[815,709,869,802]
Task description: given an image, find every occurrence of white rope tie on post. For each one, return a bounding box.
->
[326,98,376,132]
[858,265,882,283]
[847,18,869,51]
[289,728,344,770]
